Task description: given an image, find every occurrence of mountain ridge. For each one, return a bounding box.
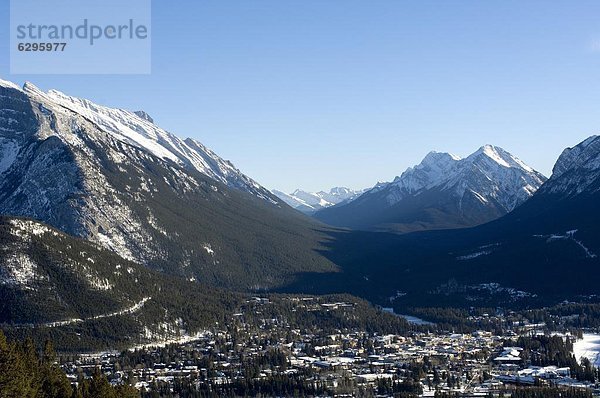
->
[0,78,338,290]
[285,135,600,307]
[272,186,366,214]
[314,145,546,233]
[2,76,598,312]
[18,80,278,204]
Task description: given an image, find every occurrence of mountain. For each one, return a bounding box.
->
[272,187,366,214]
[289,136,600,307]
[17,81,276,202]
[0,78,337,290]
[314,145,546,233]
[541,135,600,197]
[2,76,596,313]
[0,216,242,351]
[492,134,600,239]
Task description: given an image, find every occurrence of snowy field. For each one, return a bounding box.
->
[573,333,600,367]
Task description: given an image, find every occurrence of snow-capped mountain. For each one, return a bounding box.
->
[540,135,600,196]
[305,136,600,305]
[14,81,275,203]
[494,135,600,239]
[272,187,366,214]
[493,135,600,233]
[314,145,546,232]
[0,78,335,289]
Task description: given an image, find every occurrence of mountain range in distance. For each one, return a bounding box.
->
[0,77,599,343]
[272,187,367,214]
[278,145,547,233]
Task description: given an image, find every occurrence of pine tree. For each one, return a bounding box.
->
[38,340,72,398]
[0,331,36,398]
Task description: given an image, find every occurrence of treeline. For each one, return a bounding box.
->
[145,374,332,398]
[246,294,416,335]
[522,302,600,329]
[397,302,600,334]
[0,330,139,398]
[375,379,422,397]
[435,388,592,398]
[141,375,422,398]
[397,306,503,333]
[515,335,598,382]
[511,387,592,398]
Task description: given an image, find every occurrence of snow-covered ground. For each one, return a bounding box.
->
[573,333,600,367]
[129,330,210,351]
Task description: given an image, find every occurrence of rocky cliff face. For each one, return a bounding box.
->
[542,135,600,196]
[0,79,336,290]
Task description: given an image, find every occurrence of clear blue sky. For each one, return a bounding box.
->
[2,1,600,192]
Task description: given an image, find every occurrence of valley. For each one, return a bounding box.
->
[0,78,599,398]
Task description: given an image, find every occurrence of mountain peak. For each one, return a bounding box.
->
[134,110,154,124]
[468,144,535,173]
[473,144,509,162]
[581,135,600,147]
[325,186,352,195]
[388,151,462,194]
[422,151,462,164]
[19,79,277,203]
[22,81,45,96]
[315,144,546,232]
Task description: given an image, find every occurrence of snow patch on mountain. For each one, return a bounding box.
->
[9,219,56,238]
[147,211,168,236]
[0,253,41,289]
[87,276,114,291]
[202,244,214,256]
[457,250,492,260]
[456,243,500,261]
